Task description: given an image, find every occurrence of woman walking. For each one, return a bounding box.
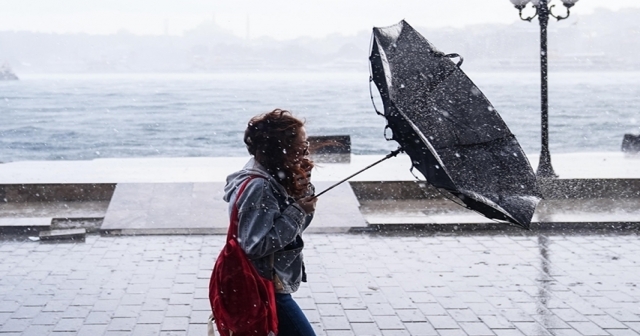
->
[220,109,317,335]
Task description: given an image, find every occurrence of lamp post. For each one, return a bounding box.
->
[509,0,578,178]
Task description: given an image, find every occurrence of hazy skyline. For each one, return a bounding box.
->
[2,0,640,40]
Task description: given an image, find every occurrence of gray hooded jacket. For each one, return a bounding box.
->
[223,158,313,294]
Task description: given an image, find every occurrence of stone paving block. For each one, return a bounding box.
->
[467,303,500,316]
[322,316,351,330]
[147,288,172,299]
[113,304,142,318]
[606,309,640,322]
[435,330,467,336]
[190,298,210,311]
[603,292,637,303]
[513,322,552,335]
[479,315,517,329]
[500,309,537,323]
[22,294,53,307]
[310,282,335,293]
[12,306,42,319]
[374,315,405,330]
[568,321,610,335]
[138,310,165,324]
[107,317,137,331]
[319,303,347,316]
[569,301,606,315]
[335,287,361,298]
[302,309,321,324]
[361,291,388,304]
[84,311,112,325]
[417,303,448,316]
[605,330,638,336]
[296,297,318,310]
[369,303,398,316]
[625,322,640,332]
[459,292,487,304]
[458,322,495,336]
[550,308,590,322]
[100,331,132,336]
[493,330,527,336]
[53,318,84,332]
[409,292,438,303]
[340,298,367,310]
[311,322,329,336]
[142,298,169,311]
[32,311,63,326]
[431,288,458,298]
[61,305,91,319]
[426,315,460,329]
[315,292,341,304]
[161,316,190,331]
[530,314,572,329]
[169,294,193,305]
[350,322,382,335]
[404,322,438,335]
[486,296,515,309]
[389,296,418,309]
[382,330,412,336]
[91,299,119,311]
[186,324,208,336]
[587,314,629,329]
[188,310,209,324]
[76,324,108,336]
[160,332,187,336]
[1,318,32,332]
[0,312,10,325]
[166,304,191,317]
[396,309,428,323]
[42,300,71,312]
[22,324,55,335]
[448,309,480,322]
[172,283,195,294]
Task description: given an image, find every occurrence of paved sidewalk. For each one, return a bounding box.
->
[1,232,639,336]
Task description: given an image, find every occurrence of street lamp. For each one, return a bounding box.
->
[509,0,578,178]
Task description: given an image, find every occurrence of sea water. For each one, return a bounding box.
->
[0,72,638,162]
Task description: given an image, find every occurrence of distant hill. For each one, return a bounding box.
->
[0,7,638,73]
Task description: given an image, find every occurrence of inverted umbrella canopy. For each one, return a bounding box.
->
[369,20,540,229]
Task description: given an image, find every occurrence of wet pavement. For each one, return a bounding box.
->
[1,232,639,336]
[360,199,640,227]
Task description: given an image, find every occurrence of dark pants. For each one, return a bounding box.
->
[275,293,316,336]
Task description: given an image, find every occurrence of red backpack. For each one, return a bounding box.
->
[209,176,278,336]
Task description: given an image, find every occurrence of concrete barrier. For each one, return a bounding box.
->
[0,184,115,202]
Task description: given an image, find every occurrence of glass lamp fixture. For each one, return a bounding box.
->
[560,0,579,8]
[510,0,530,9]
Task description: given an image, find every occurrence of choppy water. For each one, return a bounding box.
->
[0,72,638,162]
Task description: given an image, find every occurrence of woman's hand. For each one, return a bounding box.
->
[296,158,314,196]
[296,196,317,214]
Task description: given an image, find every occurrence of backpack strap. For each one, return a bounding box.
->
[227,176,259,243]
[228,175,280,286]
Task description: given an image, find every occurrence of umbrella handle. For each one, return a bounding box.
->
[445,53,464,68]
[309,147,404,200]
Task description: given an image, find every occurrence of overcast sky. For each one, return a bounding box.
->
[2,0,639,40]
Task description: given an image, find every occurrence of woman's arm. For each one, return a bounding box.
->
[236,178,306,259]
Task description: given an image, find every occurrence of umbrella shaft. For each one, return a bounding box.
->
[311,148,403,199]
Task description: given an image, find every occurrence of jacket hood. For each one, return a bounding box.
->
[223,157,288,202]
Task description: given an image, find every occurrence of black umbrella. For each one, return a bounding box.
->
[367,20,540,229]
